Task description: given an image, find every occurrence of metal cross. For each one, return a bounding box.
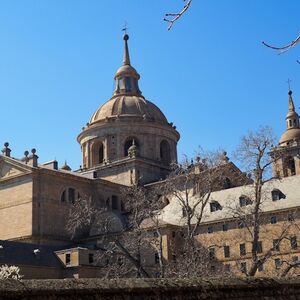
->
[287,79,292,91]
[122,22,128,34]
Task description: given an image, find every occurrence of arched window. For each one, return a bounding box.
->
[125,77,131,92]
[91,140,104,166]
[112,195,119,210]
[98,143,104,164]
[160,140,171,165]
[61,190,66,202]
[68,188,75,204]
[60,188,80,204]
[286,156,296,176]
[124,138,139,157]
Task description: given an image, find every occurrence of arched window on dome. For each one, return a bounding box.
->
[124,138,139,157]
[91,140,104,166]
[98,143,104,164]
[160,140,171,165]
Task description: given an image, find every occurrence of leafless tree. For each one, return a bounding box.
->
[156,151,238,277]
[66,197,97,239]
[66,185,164,278]
[164,0,193,30]
[231,126,298,277]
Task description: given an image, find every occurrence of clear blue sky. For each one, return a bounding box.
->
[0,0,299,169]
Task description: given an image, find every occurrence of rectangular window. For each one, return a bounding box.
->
[222,224,229,232]
[273,239,280,251]
[258,260,264,272]
[288,213,295,222]
[209,248,215,260]
[240,262,247,274]
[155,253,159,264]
[208,226,213,234]
[224,246,230,258]
[238,221,245,229]
[89,253,94,264]
[65,253,71,265]
[240,243,246,256]
[292,256,299,263]
[270,216,277,224]
[257,241,263,254]
[224,264,231,273]
[172,231,176,238]
[291,236,297,250]
[275,258,282,269]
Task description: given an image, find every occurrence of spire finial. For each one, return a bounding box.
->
[122,21,128,35]
[287,79,292,94]
[122,23,130,66]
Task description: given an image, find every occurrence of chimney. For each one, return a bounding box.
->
[43,160,58,170]
[33,249,40,259]
[1,142,11,157]
[28,149,38,167]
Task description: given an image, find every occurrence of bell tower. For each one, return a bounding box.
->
[271,89,300,177]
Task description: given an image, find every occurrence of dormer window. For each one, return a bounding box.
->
[210,201,222,212]
[239,195,252,207]
[223,178,232,189]
[271,189,286,201]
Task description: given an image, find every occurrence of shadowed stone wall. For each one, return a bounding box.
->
[0,277,300,299]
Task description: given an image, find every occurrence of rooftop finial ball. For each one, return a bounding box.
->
[31,148,36,154]
[4,142,9,147]
[288,90,293,96]
[24,150,29,156]
[123,34,129,41]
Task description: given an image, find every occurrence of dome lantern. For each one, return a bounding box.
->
[113,34,142,97]
[279,89,300,145]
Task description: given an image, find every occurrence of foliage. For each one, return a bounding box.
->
[0,265,22,280]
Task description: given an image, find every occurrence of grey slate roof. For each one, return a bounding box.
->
[0,240,66,268]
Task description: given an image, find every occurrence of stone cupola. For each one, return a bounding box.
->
[77,34,180,185]
[279,90,300,146]
[271,89,300,178]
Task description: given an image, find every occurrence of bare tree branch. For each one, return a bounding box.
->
[262,34,300,53]
[164,0,193,31]
[262,33,300,63]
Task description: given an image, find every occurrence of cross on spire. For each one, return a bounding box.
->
[122,21,128,35]
[287,79,292,91]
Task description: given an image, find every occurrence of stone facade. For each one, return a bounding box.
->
[0,34,300,280]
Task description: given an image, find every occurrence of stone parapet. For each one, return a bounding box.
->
[0,277,300,299]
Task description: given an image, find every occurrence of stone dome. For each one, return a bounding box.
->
[90,95,168,124]
[279,128,300,145]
